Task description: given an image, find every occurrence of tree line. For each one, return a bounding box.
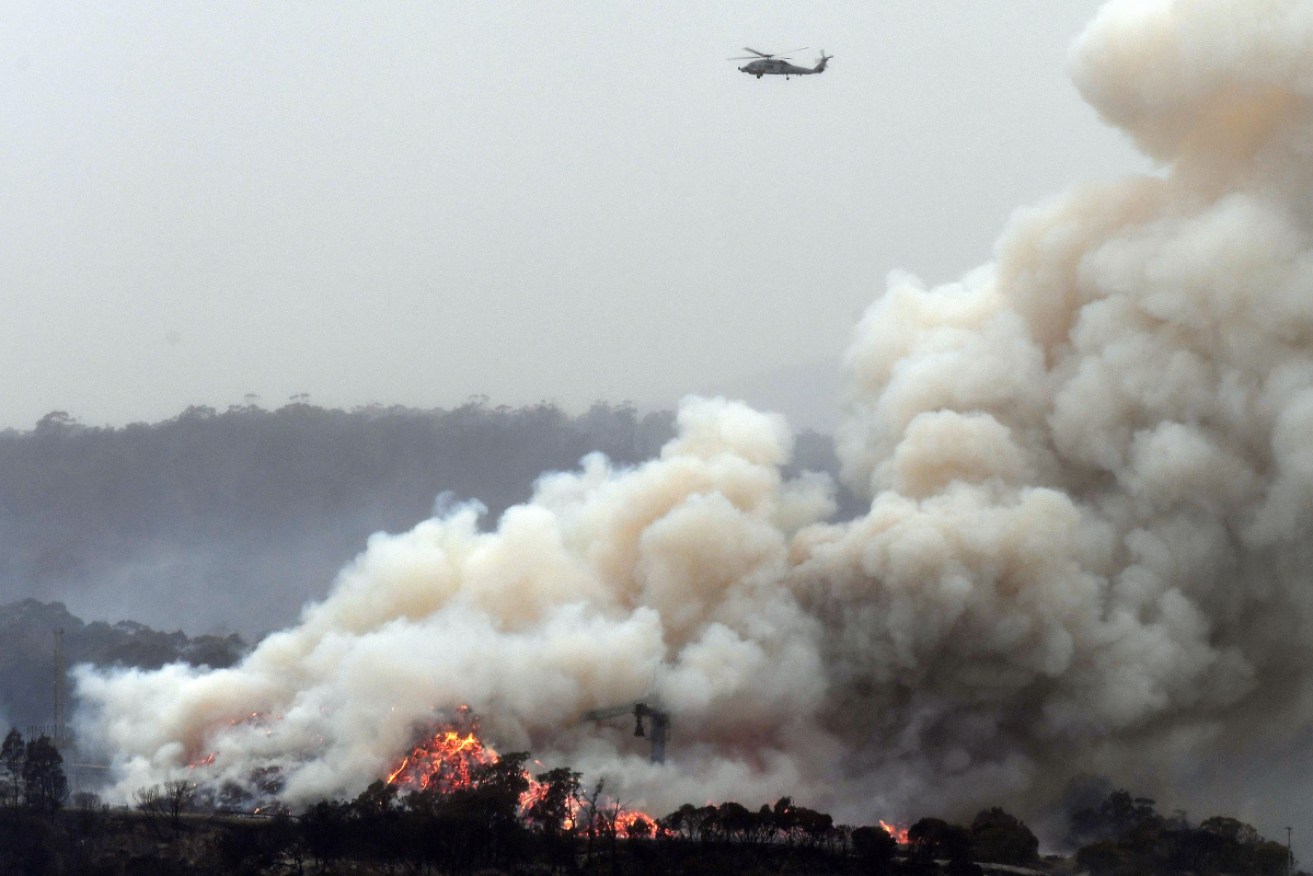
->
[1067,789,1296,876]
[0,400,849,724]
[0,599,246,730]
[0,731,1302,875]
[0,399,853,641]
[0,730,66,813]
[0,400,680,638]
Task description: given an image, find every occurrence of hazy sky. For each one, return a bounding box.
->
[3,2,1146,431]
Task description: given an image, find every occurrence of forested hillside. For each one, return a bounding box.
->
[0,400,849,642]
[0,401,679,638]
[0,598,245,730]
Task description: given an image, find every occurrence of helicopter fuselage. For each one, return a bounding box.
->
[737,58,820,78]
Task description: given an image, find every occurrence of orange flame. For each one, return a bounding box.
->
[384,720,655,832]
[616,809,655,836]
[385,729,495,795]
[879,819,910,844]
[188,752,216,770]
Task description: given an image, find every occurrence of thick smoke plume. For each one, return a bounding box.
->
[78,0,1313,824]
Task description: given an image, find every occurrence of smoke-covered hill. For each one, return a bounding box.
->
[0,401,849,640]
[0,598,245,730]
[0,402,677,636]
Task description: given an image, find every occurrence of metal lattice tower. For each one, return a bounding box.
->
[52,628,68,748]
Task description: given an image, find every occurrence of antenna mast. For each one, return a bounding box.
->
[53,628,68,748]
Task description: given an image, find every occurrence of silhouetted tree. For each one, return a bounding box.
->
[970,807,1039,865]
[300,799,349,871]
[716,801,757,843]
[625,814,654,839]
[527,765,580,837]
[909,817,978,874]
[1200,814,1259,846]
[1071,792,1298,876]
[662,802,712,842]
[771,796,799,844]
[351,778,399,819]
[21,736,66,812]
[852,824,897,874]
[162,779,195,830]
[527,765,580,866]
[1188,816,1293,875]
[1070,788,1161,846]
[350,780,403,866]
[595,796,631,874]
[133,784,168,837]
[793,805,834,848]
[0,729,23,807]
[437,751,531,869]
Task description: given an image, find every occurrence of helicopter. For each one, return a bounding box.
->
[730,47,833,79]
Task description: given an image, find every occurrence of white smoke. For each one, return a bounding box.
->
[76,0,1313,826]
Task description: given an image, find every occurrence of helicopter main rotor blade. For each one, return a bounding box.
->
[742,47,772,58]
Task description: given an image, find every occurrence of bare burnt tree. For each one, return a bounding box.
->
[162,779,196,830]
[133,783,169,838]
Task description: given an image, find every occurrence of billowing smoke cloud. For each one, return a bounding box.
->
[76,0,1313,825]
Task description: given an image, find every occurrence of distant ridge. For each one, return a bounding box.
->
[680,358,841,434]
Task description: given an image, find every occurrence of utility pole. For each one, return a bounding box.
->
[1286,825,1293,876]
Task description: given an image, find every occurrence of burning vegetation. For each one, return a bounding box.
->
[382,713,657,839]
[3,726,1304,874]
[385,728,490,794]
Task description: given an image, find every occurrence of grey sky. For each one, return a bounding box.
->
[3,2,1145,431]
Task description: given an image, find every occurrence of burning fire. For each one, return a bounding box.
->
[186,709,903,842]
[383,718,653,832]
[188,752,216,770]
[879,820,910,845]
[383,719,907,846]
[386,729,494,794]
[615,809,654,836]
